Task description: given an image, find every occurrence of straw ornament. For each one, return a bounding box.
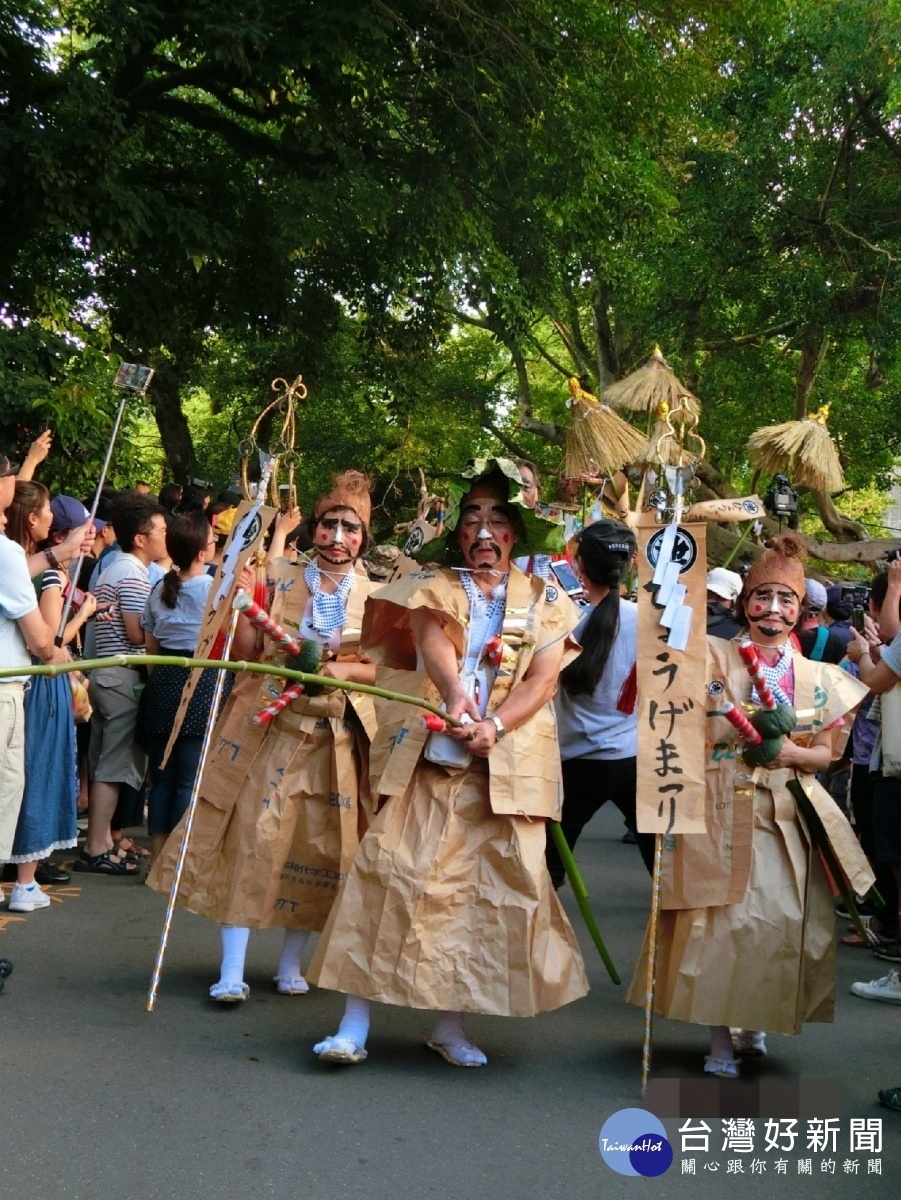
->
[563,377,648,478]
[603,346,701,418]
[635,401,700,468]
[747,404,844,493]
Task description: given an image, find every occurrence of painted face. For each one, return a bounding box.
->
[314,508,364,566]
[746,584,800,639]
[456,483,515,571]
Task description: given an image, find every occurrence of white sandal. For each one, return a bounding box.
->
[273,974,310,996]
[209,980,250,1003]
[704,1055,739,1079]
[313,1035,367,1064]
[426,1039,488,1068]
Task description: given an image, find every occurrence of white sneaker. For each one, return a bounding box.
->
[850,970,901,1004]
[8,882,51,912]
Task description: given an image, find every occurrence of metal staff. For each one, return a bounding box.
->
[639,422,705,1095]
[146,607,240,1012]
[55,366,153,645]
[641,832,664,1096]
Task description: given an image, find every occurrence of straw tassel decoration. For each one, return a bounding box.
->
[603,346,701,419]
[563,377,648,479]
[635,400,700,468]
[747,404,844,493]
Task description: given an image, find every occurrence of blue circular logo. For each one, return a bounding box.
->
[598,1108,672,1178]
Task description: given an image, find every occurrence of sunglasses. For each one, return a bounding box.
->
[319,517,362,534]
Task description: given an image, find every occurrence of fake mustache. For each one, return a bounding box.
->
[318,546,354,563]
[467,541,502,561]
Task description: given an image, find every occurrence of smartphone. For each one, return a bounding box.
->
[852,607,866,632]
[550,559,590,608]
[550,559,585,598]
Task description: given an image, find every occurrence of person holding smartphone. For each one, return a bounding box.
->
[545,520,655,888]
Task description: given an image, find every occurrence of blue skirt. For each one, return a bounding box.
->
[8,673,78,861]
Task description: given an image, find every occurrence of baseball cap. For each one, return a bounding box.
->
[213,506,237,536]
[50,495,106,534]
[577,519,636,558]
[0,454,19,478]
[707,567,743,603]
[805,578,828,613]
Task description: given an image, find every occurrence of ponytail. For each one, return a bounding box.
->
[560,519,634,696]
[160,567,181,610]
[560,578,624,695]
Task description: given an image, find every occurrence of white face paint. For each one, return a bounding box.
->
[768,593,781,613]
[333,522,345,545]
[477,526,492,541]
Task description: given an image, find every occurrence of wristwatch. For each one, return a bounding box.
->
[43,547,61,570]
[487,714,506,741]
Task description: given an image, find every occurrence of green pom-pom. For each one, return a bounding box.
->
[286,639,325,696]
[742,736,783,767]
[750,704,797,738]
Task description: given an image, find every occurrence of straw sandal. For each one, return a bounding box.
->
[426,1039,487,1068]
[704,1056,739,1079]
[273,974,310,995]
[209,981,249,1003]
[314,1036,367,1064]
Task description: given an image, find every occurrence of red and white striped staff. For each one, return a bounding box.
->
[738,642,777,710]
[232,591,301,656]
[720,701,763,747]
[254,683,305,726]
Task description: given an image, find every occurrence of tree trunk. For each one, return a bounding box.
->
[810,489,869,542]
[795,330,830,418]
[590,283,618,390]
[149,360,197,484]
[508,343,565,445]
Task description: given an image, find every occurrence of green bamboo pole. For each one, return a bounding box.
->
[8,654,621,976]
[721,519,753,568]
[0,655,451,720]
[548,821,620,984]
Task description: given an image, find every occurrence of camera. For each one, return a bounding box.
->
[886,547,901,563]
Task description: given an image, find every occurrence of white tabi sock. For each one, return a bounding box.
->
[275,929,311,993]
[335,995,371,1047]
[313,995,371,1062]
[429,1011,488,1066]
[218,924,250,988]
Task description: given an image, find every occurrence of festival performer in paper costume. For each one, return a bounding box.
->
[626,535,873,1077]
[148,471,380,1001]
[308,459,589,1067]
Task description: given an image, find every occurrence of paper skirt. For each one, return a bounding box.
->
[307,759,589,1017]
[147,714,369,931]
[626,785,835,1035]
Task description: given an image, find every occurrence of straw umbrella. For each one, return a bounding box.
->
[603,346,701,419]
[747,404,844,492]
[563,377,648,479]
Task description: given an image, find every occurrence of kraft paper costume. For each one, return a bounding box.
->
[308,462,590,1019]
[627,635,872,1034]
[148,478,379,936]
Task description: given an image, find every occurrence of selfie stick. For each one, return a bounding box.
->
[54,365,154,646]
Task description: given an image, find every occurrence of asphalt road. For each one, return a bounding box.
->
[1,804,897,1199]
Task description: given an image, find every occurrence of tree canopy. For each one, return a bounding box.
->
[2,1,900,546]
